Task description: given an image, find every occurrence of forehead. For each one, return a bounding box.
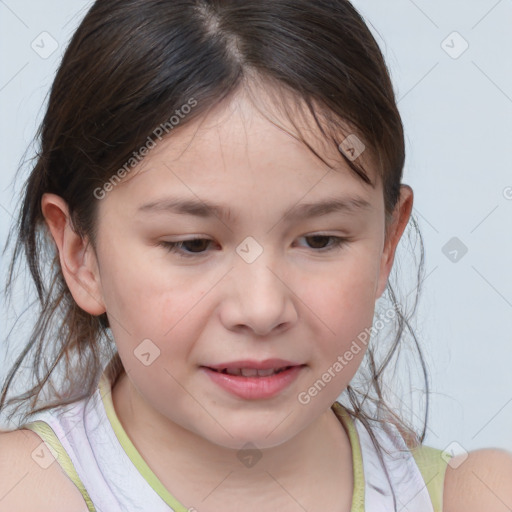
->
[104,85,382,215]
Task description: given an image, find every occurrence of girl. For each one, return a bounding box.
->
[1,1,511,511]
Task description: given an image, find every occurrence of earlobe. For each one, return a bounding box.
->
[375,185,414,300]
[41,193,106,316]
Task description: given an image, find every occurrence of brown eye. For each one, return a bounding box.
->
[297,235,348,252]
[180,238,211,252]
[159,238,214,257]
[305,235,331,249]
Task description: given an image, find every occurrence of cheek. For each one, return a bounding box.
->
[98,247,212,363]
[103,268,204,333]
[297,247,380,357]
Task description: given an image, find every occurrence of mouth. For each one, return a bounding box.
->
[208,366,293,377]
[202,363,305,399]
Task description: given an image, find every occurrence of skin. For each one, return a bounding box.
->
[41,83,477,511]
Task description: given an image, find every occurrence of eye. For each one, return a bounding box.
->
[159,238,214,258]
[297,234,347,251]
[159,234,348,259]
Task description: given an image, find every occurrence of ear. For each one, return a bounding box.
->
[41,193,106,316]
[375,185,414,300]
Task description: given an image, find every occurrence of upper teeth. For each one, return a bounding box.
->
[221,367,286,377]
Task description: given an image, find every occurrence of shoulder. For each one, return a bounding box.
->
[0,428,89,512]
[443,448,512,512]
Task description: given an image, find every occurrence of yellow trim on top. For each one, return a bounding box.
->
[99,373,193,512]
[331,402,366,512]
[21,421,96,512]
[412,444,451,512]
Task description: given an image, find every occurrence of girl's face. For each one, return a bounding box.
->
[90,88,408,449]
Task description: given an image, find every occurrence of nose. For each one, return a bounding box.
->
[219,251,298,336]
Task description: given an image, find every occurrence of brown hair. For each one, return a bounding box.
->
[1,0,427,507]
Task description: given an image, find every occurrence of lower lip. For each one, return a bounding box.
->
[201,366,304,400]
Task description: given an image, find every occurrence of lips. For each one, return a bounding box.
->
[209,366,291,377]
[201,363,306,400]
[201,359,305,399]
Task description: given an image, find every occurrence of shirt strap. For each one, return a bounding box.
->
[20,421,96,512]
[411,443,452,512]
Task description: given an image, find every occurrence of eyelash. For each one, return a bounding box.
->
[159,235,348,258]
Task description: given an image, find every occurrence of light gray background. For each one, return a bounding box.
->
[1,0,511,454]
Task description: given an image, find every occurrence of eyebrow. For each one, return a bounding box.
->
[137,195,372,222]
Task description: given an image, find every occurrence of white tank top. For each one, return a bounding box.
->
[20,368,449,512]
